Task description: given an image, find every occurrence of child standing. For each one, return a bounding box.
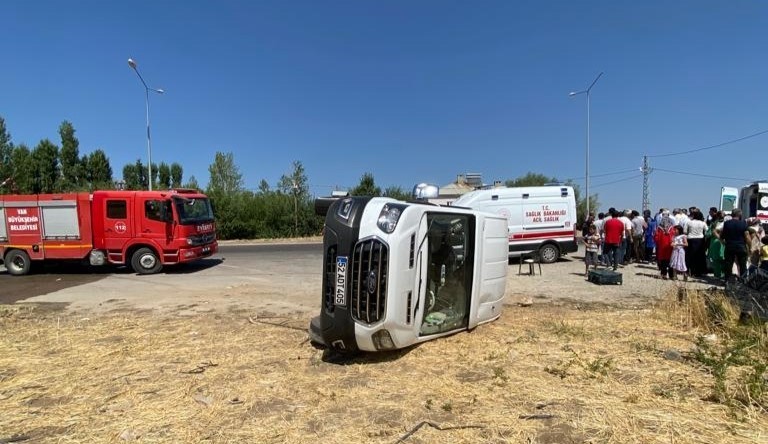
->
[707,227,725,279]
[669,225,688,281]
[584,224,600,277]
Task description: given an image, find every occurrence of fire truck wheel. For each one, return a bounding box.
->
[131,247,163,275]
[5,250,31,276]
[539,244,560,264]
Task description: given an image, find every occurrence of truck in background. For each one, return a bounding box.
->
[738,182,768,225]
[309,184,509,353]
[0,189,217,276]
[450,186,578,263]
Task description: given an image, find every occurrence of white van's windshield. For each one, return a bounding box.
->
[420,213,474,336]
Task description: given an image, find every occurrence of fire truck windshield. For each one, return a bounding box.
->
[173,197,215,225]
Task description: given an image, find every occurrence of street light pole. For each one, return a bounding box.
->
[569,72,603,220]
[127,58,164,191]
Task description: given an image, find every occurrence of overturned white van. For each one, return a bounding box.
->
[451,186,578,263]
[309,191,509,353]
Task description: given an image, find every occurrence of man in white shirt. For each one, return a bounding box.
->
[593,212,606,265]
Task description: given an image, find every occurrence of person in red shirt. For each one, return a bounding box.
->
[603,209,625,271]
[654,211,676,279]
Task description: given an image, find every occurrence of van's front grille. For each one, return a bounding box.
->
[350,239,388,324]
[323,245,338,313]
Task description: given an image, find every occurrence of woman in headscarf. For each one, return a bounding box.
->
[654,211,676,279]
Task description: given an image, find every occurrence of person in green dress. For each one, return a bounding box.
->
[707,212,725,279]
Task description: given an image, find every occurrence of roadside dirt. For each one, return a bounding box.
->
[2,246,763,444]
[503,249,716,308]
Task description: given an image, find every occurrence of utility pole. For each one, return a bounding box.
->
[641,155,652,213]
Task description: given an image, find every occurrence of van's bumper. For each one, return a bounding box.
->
[178,241,218,262]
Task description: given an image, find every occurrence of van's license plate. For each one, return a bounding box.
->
[335,256,348,306]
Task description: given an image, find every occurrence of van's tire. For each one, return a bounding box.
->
[5,250,32,276]
[539,244,560,264]
[131,248,163,275]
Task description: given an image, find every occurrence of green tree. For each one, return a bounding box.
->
[207,151,244,195]
[383,185,410,201]
[0,116,13,191]
[505,172,557,187]
[170,162,183,188]
[122,161,142,190]
[278,161,309,195]
[350,172,381,196]
[84,149,113,190]
[157,162,171,189]
[136,159,149,189]
[10,144,33,193]
[59,121,83,191]
[183,175,200,191]
[31,139,60,193]
[258,179,270,194]
[278,161,310,236]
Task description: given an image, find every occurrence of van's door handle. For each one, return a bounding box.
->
[143,229,151,233]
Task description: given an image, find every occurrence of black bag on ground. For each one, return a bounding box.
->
[588,269,623,285]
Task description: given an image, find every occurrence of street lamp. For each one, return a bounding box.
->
[569,72,603,220]
[127,58,164,191]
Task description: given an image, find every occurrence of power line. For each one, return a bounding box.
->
[653,167,756,182]
[566,168,638,181]
[648,128,768,158]
[592,174,643,189]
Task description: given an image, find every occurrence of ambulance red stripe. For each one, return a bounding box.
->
[510,230,574,240]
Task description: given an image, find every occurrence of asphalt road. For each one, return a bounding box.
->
[0,242,324,312]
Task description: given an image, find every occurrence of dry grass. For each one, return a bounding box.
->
[1,291,767,444]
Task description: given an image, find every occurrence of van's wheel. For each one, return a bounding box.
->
[539,244,560,264]
[5,250,32,276]
[131,248,163,275]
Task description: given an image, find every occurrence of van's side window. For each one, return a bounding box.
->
[144,200,164,221]
[106,200,127,219]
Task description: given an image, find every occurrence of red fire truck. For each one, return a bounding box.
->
[0,189,218,276]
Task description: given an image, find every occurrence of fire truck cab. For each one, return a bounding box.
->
[0,189,217,276]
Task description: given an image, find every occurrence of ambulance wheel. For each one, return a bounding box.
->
[5,250,31,276]
[131,248,163,275]
[539,244,560,264]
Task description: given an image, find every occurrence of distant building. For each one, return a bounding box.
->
[433,173,502,205]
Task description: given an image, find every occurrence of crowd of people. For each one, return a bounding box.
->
[581,206,768,282]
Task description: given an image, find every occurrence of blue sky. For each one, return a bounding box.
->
[3,1,767,212]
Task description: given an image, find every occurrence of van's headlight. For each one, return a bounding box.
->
[377,204,406,233]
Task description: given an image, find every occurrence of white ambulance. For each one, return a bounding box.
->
[451,186,578,263]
